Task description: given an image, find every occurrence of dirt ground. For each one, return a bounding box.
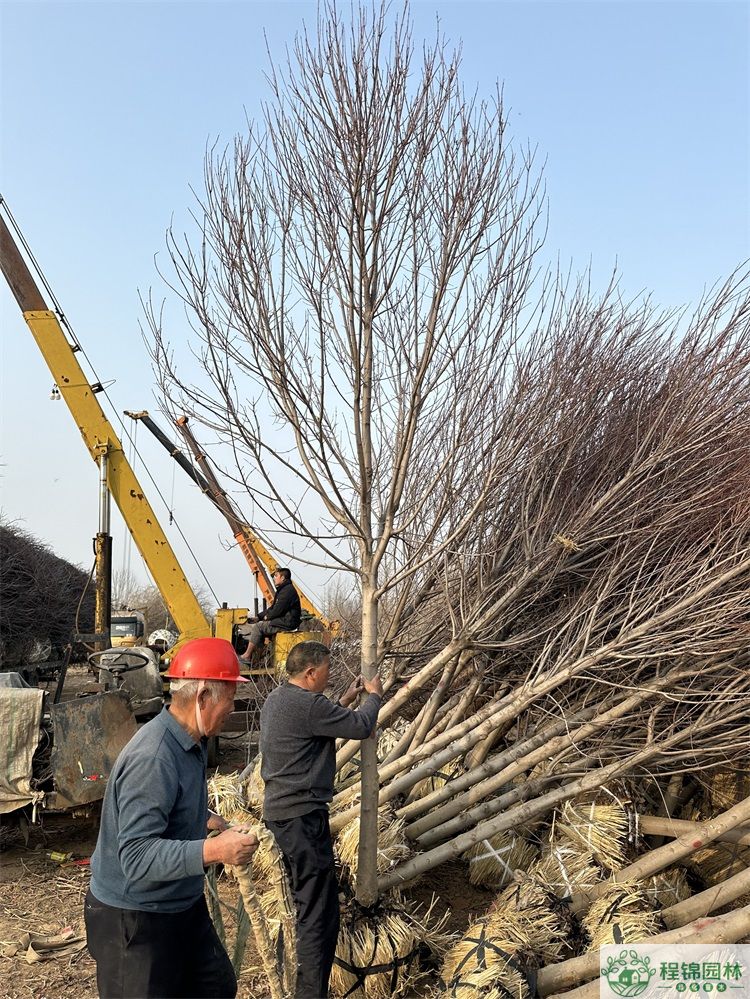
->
[0,729,488,999]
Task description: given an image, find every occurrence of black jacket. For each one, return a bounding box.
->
[259,579,301,630]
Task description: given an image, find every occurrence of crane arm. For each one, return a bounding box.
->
[0,211,211,642]
[127,410,275,604]
[128,409,336,631]
[174,418,338,633]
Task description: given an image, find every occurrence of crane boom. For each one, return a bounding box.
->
[175,416,335,628]
[0,210,211,642]
[126,410,275,604]
[128,410,337,632]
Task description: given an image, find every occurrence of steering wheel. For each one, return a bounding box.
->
[87,649,151,674]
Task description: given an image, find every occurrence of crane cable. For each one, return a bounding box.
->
[0,197,221,607]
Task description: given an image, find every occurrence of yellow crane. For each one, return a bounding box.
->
[0,202,331,668]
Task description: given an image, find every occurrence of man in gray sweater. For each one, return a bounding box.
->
[260,640,382,999]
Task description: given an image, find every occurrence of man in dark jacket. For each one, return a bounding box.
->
[260,640,382,999]
[239,566,301,662]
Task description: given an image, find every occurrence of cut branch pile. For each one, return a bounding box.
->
[321,283,750,987]
[0,519,95,666]
[325,278,750,925]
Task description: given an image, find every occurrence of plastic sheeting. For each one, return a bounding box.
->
[0,686,44,814]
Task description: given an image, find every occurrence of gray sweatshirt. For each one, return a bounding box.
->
[260,682,381,820]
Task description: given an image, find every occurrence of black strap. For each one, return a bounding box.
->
[600,891,629,924]
[333,946,420,997]
[446,925,536,999]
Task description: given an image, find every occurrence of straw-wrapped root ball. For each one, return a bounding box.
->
[704,767,750,814]
[440,916,534,999]
[555,793,631,872]
[529,843,602,901]
[377,722,408,763]
[489,873,575,965]
[337,756,362,784]
[582,881,663,949]
[686,844,750,888]
[441,872,573,998]
[335,809,411,884]
[463,832,538,889]
[331,894,453,999]
[641,867,692,908]
[409,758,463,802]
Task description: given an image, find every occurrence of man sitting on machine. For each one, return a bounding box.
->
[239,567,301,663]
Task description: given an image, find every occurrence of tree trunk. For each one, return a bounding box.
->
[377,740,685,891]
[650,772,683,846]
[409,652,464,750]
[381,683,469,768]
[638,814,750,846]
[355,579,379,906]
[335,636,469,772]
[396,708,596,824]
[463,726,503,770]
[441,673,484,730]
[408,674,684,843]
[662,865,750,928]
[329,688,515,834]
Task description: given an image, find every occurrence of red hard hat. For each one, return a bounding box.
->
[165,638,249,682]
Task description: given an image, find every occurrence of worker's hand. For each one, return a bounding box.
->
[363,674,383,697]
[207,810,229,832]
[340,675,365,707]
[203,828,259,867]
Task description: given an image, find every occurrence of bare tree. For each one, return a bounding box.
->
[146,1,545,903]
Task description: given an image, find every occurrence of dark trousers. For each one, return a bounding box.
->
[266,809,340,999]
[84,890,236,999]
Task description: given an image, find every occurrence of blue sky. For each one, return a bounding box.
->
[1,0,748,611]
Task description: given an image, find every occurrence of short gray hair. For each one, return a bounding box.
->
[286,641,330,676]
[169,678,227,704]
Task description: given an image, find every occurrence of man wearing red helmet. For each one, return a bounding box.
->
[84,638,258,999]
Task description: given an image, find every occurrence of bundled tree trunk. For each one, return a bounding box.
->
[569,793,750,915]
